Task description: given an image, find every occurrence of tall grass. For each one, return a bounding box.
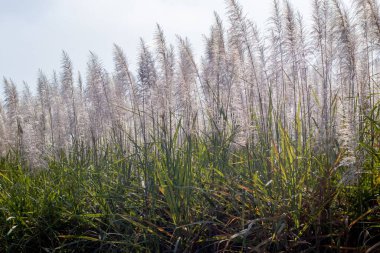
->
[1,0,380,251]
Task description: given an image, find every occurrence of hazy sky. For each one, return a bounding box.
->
[0,0,351,92]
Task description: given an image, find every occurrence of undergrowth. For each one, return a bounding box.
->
[0,109,379,252]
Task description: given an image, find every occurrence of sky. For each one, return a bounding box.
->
[0,0,352,93]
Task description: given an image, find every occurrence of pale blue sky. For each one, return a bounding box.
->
[0,0,351,92]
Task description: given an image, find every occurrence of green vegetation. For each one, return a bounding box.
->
[0,104,379,252]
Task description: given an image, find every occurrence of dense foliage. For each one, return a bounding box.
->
[1,0,380,251]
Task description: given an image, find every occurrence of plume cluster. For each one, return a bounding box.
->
[1,0,379,173]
